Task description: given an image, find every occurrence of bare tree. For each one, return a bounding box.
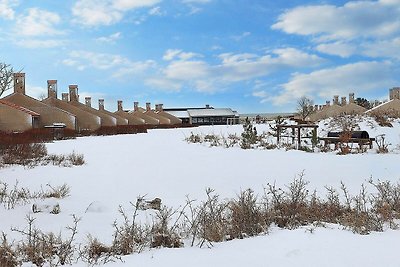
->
[0,62,14,97]
[296,96,314,120]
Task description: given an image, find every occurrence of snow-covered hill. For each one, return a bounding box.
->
[1,116,399,266]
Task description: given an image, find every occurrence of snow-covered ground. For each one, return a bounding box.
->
[1,117,400,266]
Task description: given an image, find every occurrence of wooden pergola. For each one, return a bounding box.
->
[276,124,319,149]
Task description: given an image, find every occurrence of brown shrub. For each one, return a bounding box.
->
[0,234,19,267]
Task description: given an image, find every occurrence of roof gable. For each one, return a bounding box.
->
[0,99,40,116]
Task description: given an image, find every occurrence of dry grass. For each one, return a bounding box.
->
[0,180,70,210]
[11,215,79,267]
[0,142,86,169]
[2,175,400,265]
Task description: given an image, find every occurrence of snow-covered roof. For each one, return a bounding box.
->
[188,108,235,117]
[165,110,190,119]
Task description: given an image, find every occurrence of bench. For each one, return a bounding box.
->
[319,131,375,149]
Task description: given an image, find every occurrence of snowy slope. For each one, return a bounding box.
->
[1,117,400,266]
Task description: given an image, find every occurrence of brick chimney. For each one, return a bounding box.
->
[326,100,331,106]
[62,93,69,101]
[47,80,57,98]
[117,100,123,111]
[333,95,339,105]
[99,99,105,110]
[341,96,347,106]
[314,104,319,111]
[134,102,139,112]
[205,104,210,109]
[349,93,355,103]
[146,102,151,111]
[69,85,79,102]
[13,73,26,94]
[159,104,163,111]
[85,97,92,107]
[389,87,400,100]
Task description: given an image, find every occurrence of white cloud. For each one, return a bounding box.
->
[15,39,65,48]
[112,0,160,10]
[152,48,324,93]
[145,77,182,91]
[163,49,202,61]
[148,6,163,16]
[72,0,161,26]
[0,0,18,20]
[26,84,47,100]
[273,0,400,61]
[182,0,211,3]
[272,48,324,67]
[62,59,79,67]
[271,61,396,105]
[211,45,222,50]
[252,90,268,98]
[272,1,400,41]
[181,0,212,15]
[163,49,183,61]
[112,60,156,79]
[316,42,357,58]
[165,60,210,80]
[63,50,155,78]
[231,31,251,41]
[96,32,122,43]
[362,38,400,60]
[15,8,62,36]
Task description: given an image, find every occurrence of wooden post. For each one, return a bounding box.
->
[292,127,295,143]
[297,127,301,149]
[277,125,281,144]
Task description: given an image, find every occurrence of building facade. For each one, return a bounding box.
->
[0,99,40,132]
[3,73,77,130]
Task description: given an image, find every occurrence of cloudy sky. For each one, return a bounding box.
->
[1,0,399,113]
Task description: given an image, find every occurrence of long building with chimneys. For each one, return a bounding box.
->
[2,73,77,130]
[366,87,400,117]
[42,80,102,131]
[0,73,183,133]
[309,88,400,121]
[308,93,366,121]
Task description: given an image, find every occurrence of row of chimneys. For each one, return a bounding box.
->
[312,93,355,111]
[14,74,165,113]
[66,86,164,112]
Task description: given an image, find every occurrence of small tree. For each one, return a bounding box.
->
[296,96,314,121]
[0,63,14,97]
[241,118,258,149]
[355,97,371,109]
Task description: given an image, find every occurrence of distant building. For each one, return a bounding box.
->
[389,87,400,100]
[42,80,102,131]
[3,73,77,130]
[154,104,182,125]
[67,85,117,127]
[114,100,146,125]
[366,99,400,117]
[309,93,366,121]
[165,105,239,125]
[143,102,171,125]
[95,98,128,126]
[0,99,40,132]
[129,102,160,125]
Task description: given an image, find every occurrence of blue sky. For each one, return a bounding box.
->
[0,0,399,113]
